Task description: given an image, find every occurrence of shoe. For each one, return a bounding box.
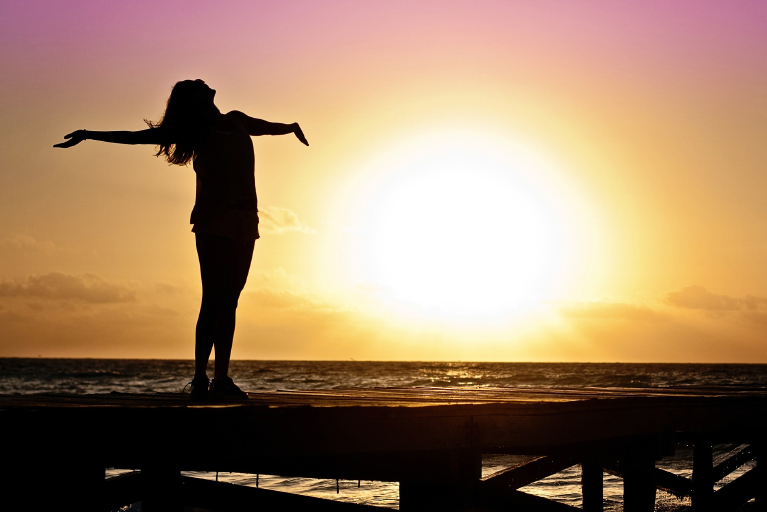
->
[185,376,210,401]
[209,377,249,401]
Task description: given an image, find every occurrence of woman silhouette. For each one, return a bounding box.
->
[55,79,308,400]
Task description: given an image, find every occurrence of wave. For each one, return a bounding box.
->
[2,359,767,396]
[52,370,124,378]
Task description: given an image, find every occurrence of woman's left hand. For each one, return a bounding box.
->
[293,124,309,146]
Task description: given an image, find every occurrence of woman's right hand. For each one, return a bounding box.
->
[53,130,87,148]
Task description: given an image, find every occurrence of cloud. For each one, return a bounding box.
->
[560,301,663,322]
[258,206,316,234]
[247,267,301,288]
[741,311,767,326]
[0,272,136,303]
[743,295,767,310]
[153,281,186,294]
[664,285,767,311]
[0,234,74,254]
[244,287,347,314]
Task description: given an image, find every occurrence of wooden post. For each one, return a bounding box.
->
[692,442,714,511]
[141,466,183,512]
[399,450,481,512]
[582,458,603,512]
[4,459,105,511]
[78,462,107,512]
[623,451,656,512]
[756,442,766,512]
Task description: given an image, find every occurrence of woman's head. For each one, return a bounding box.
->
[167,79,216,114]
[147,79,218,165]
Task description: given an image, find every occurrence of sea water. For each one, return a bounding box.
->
[2,359,765,511]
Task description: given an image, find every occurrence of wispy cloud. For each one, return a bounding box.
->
[245,288,346,314]
[560,301,663,322]
[0,272,136,303]
[664,285,767,311]
[0,234,76,254]
[259,206,316,235]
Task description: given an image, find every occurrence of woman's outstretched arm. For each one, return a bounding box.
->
[54,128,168,148]
[228,111,309,146]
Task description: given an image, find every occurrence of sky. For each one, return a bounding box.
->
[1,0,767,361]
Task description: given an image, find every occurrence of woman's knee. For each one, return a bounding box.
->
[201,289,240,313]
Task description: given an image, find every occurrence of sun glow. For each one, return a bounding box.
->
[346,130,584,320]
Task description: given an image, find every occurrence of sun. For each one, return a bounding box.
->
[349,130,577,320]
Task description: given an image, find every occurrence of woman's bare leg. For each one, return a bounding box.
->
[212,307,236,379]
[194,294,231,378]
[194,232,254,380]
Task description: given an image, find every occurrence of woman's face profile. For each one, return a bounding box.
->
[193,79,216,102]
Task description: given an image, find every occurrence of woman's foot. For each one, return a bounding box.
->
[210,377,248,401]
[187,375,210,401]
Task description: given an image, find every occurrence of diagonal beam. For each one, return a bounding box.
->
[103,471,142,511]
[478,488,582,512]
[712,445,755,482]
[654,468,694,497]
[481,455,577,491]
[603,462,693,497]
[712,467,758,510]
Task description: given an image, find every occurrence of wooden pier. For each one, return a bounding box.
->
[2,386,766,511]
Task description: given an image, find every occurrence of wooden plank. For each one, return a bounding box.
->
[0,387,766,512]
[481,455,577,490]
[3,385,767,411]
[3,388,767,484]
[5,397,767,461]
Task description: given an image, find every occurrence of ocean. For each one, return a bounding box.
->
[2,359,765,511]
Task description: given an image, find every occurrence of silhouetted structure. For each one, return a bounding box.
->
[3,386,766,511]
[56,80,308,399]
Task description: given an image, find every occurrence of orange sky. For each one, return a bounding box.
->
[1,1,767,361]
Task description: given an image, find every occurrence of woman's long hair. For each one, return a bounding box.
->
[146,80,212,166]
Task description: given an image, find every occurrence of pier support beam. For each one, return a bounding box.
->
[141,466,183,512]
[73,462,107,512]
[757,442,766,512]
[399,450,481,512]
[62,461,105,512]
[13,463,104,511]
[582,458,603,512]
[2,458,105,511]
[400,480,476,512]
[623,450,656,512]
[692,442,714,511]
